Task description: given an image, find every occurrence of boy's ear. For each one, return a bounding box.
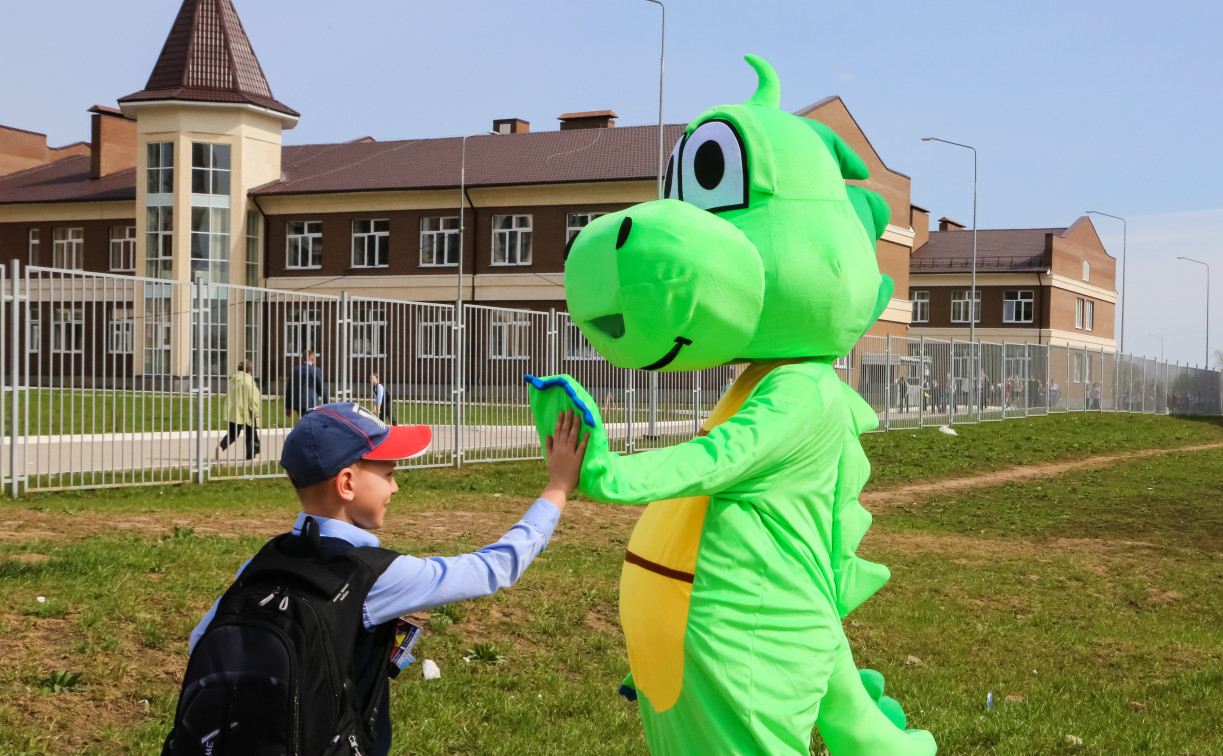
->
[333,467,357,501]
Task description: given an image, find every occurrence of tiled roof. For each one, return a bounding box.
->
[250,124,686,196]
[118,0,298,118]
[911,228,1064,272]
[0,155,136,204]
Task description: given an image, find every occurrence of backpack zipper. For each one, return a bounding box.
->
[348,734,363,755]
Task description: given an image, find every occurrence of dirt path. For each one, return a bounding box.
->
[2,442,1221,548]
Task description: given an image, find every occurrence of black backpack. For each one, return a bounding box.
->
[163,518,400,756]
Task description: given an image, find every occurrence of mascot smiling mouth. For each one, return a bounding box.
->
[641,337,693,371]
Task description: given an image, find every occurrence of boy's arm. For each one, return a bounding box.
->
[363,499,559,627]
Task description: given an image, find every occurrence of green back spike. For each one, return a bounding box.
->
[744,55,781,108]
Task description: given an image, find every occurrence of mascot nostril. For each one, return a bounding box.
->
[532,54,935,756]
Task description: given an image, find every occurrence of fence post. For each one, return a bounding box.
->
[884,334,892,431]
[547,308,558,376]
[338,291,350,402]
[917,336,925,428]
[625,372,636,453]
[648,372,659,439]
[453,301,464,469]
[8,260,19,497]
[193,276,206,484]
[692,371,702,435]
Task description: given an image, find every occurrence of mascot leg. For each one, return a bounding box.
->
[815,638,937,755]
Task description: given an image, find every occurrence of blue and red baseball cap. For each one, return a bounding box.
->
[280,402,432,489]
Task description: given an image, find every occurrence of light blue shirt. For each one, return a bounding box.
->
[189,498,560,652]
[372,383,385,406]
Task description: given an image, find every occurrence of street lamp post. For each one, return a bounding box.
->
[923,136,978,415]
[1177,256,1210,366]
[643,0,666,200]
[1147,332,1164,361]
[1086,211,1126,354]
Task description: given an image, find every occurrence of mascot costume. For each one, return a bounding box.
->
[526,56,937,756]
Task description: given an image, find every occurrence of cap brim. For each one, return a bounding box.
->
[363,425,432,461]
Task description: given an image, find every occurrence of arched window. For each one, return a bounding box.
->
[1082,260,1090,281]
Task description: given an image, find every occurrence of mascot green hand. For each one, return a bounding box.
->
[526,56,936,756]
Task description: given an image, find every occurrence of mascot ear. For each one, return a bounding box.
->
[847,185,891,241]
[870,274,894,325]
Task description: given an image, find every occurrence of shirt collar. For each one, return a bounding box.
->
[291,512,381,548]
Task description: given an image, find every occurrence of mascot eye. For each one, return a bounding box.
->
[679,120,747,213]
[663,137,683,200]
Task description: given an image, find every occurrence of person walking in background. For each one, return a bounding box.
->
[370,371,395,425]
[216,360,260,463]
[896,375,909,414]
[285,350,328,420]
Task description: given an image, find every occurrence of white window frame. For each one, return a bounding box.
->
[489,313,530,360]
[352,307,386,358]
[51,227,84,270]
[108,306,135,354]
[491,214,533,266]
[911,290,929,323]
[246,211,261,286]
[351,219,389,268]
[1073,352,1091,383]
[146,206,173,277]
[109,225,137,272]
[28,228,39,265]
[1002,290,1035,324]
[28,310,40,353]
[566,211,605,244]
[1082,260,1090,282]
[950,289,981,324]
[285,307,323,358]
[51,306,84,354]
[563,321,599,361]
[191,142,231,196]
[1084,300,1094,332]
[420,217,459,267]
[1075,297,1084,329]
[416,319,454,358]
[286,221,323,270]
[146,142,174,195]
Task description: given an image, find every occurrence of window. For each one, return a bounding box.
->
[420,217,459,266]
[285,306,323,357]
[246,211,261,287]
[28,229,39,265]
[1075,298,1084,329]
[52,227,84,269]
[950,289,981,323]
[1082,260,1090,281]
[144,288,173,375]
[351,219,389,268]
[191,142,231,196]
[564,322,599,360]
[1002,290,1034,323]
[566,212,605,243]
[190,206,230,284]
[911,290,929,323]
[491,215,532,265]
[1073,352,1091,383]
[352,307,386,358]
[109,225,136,272]
[146,206,173,279]
[108,306,135,354]
[51,306,84,354]
[28,310,40,353]
[416,319,453,358]
[1084,300,1094,332]
[286,221,323,269]
[489,311,530,359]
[147,142,174,195]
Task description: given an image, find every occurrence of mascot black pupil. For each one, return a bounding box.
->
[694,140,724,190]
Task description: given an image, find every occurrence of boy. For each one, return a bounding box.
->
[177,402,587,754]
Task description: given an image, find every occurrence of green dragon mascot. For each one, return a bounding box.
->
[525,56,937,756]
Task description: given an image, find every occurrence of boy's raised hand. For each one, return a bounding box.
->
[541,410,589,512]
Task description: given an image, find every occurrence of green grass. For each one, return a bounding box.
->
[0,416,1221,753]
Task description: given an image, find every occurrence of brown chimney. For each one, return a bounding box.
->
[558,110,617,131]
[938,216,967,232]
[492,118,530,135]
[88,105,137,179]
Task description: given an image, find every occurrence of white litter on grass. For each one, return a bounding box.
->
[462,657,471,664]
[36,596,45,603]
[938,425,958,436]
[1066,735,1083,745]
[422,659,441,680]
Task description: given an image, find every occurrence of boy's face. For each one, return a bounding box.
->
[347,459,398,529]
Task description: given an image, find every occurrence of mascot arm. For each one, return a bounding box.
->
[535,366,821,504]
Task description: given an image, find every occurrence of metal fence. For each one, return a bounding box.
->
[2,262,1220,495]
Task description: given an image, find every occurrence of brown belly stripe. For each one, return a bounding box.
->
[624,549,695,583]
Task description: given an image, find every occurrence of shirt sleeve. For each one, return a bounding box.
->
[362,498,560,627]
[189,558,252,653]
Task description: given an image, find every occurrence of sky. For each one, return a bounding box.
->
[2,0,1221,366]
